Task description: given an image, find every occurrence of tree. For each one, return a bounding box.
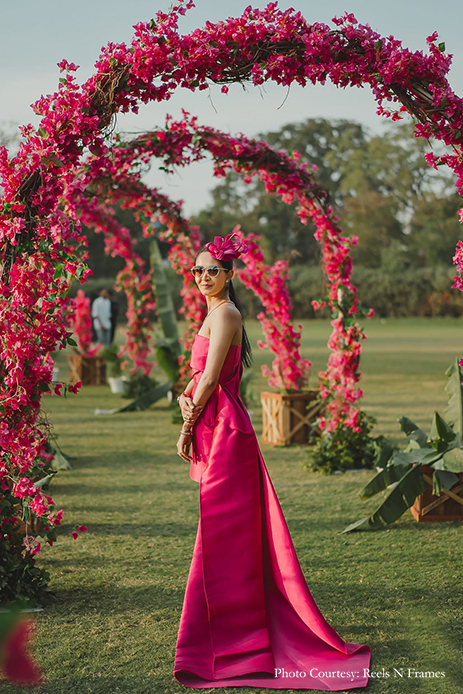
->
[341,191,403,267]
[407,193,463,267]
[265,118,368,205]
[193,119,458,273]
[83,205,175,279]
[193,119,371,265]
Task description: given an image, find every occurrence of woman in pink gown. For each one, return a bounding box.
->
[174,234,371,690]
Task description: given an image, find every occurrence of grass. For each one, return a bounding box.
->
[3,318,463,694]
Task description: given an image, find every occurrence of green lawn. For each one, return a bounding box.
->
[3,318,463,694]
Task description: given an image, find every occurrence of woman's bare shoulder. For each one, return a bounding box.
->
[207,303,242,341]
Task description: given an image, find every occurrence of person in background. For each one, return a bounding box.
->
[108,289,119,345]
[92,288,112,346]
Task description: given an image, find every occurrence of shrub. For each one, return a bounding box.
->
[0,528,51,607]
[99,343,122,377]
[306,411,386,475]
[287,265,463,319]
[122,374,158,400]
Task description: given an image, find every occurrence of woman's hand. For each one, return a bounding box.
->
[179,393,203,427]
[177,431,192,462]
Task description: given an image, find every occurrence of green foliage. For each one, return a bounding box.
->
[82,205,171,280]
[0,495,51,607]
[170,401,183,425]
[192,118,461,320]
[117,380,171,413]
[239,370,258,410]
[306,411,385,475]
[192,118,455,272]
[287,265,329,318]
[344,463,428,532]
[150,238,179,344]
[47,438,72,472]
[351,266,463,318]
[344,360,463,532]
[150,236,182,382]
[265,118,368,204]
[407,193,463,267]
[155,340,180,382]
[121,374,158,400]
[0,542,51,607]
[342,190,403,267]
[288,265,463,319]
[443,358,463,434]
[99,343,122,377]
[0,429,76,606]
[74,263,463,325]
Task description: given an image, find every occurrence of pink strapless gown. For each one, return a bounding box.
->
[174,335,371,690]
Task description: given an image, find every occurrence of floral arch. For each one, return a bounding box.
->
[1,0,463,568]
[70,112,363,417]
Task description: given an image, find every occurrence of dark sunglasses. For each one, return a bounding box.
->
[190,265,228,279]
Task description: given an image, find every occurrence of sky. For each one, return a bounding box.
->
[1,0,462,214]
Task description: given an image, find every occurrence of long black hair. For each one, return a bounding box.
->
[196,247,253,368]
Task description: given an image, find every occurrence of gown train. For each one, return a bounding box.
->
[174,335,370,690]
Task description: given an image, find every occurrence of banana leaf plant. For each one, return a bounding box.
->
[343,358,463,532]
[150,237,182,383]
[111,236,180,413]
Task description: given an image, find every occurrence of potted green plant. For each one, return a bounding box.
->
[99,344,124,393]
[344,359,463,532]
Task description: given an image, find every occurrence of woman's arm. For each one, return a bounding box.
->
[183,379,195,397]
[178,379,202,432]
[176,307,240,461]
[192,307,240,409]
[177,378,198,461]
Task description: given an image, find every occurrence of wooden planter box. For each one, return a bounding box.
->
[261,390,322,446]
[410,465,463,522]
[68,354,106,386]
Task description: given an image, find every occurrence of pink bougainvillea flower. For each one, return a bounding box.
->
[70,525,88,540]
[1,0,462,572]
[69,290,100,357]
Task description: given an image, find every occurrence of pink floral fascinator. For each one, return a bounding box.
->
[204,233,249,261]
